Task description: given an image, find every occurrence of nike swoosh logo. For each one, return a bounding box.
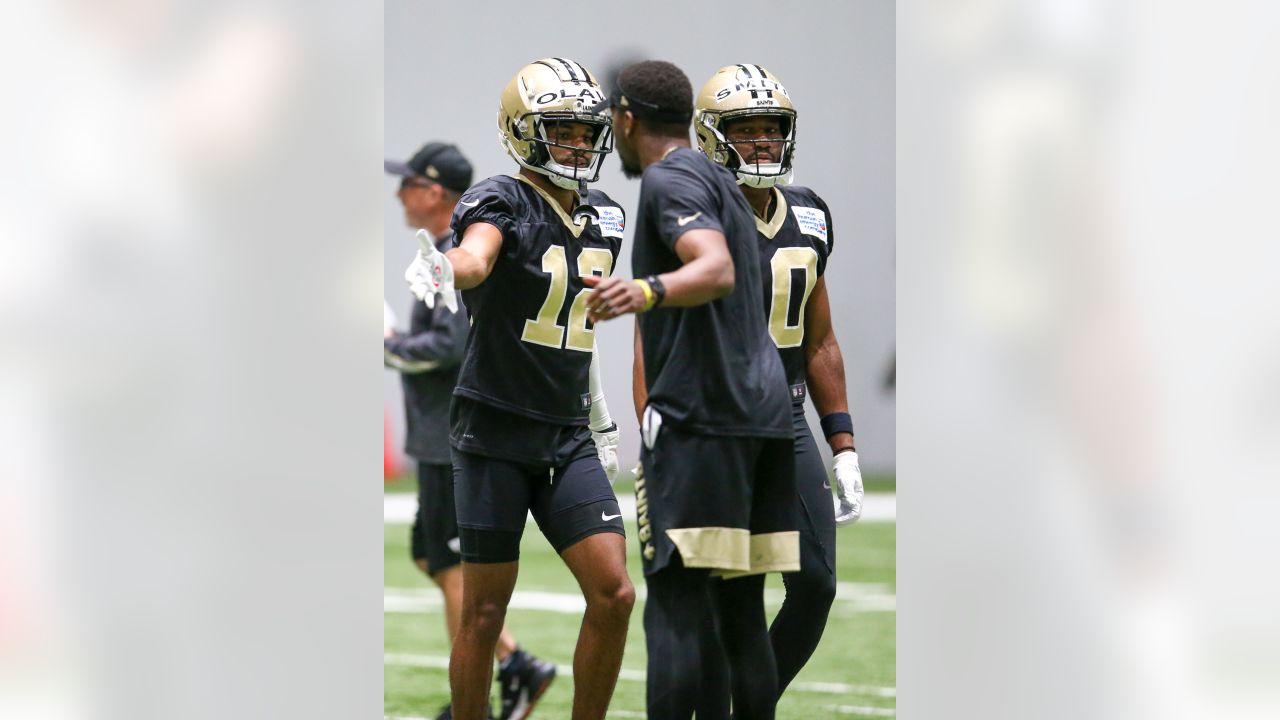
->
[602,512,622,521]
[676,212,702,227]
[823,481,831,490]
[459,198,480,207]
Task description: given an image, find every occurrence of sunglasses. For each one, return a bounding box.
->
[398,177,437,192]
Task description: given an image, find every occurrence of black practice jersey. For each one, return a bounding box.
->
[449,174,624,425]
[754,185,834,404]
[632,148,791,438]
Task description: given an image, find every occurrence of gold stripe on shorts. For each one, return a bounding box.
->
[664,527,751,572]
[712,531,801,579]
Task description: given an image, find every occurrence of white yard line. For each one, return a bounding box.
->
[824,705,898,716]
[386,581,895,615]
[384,653,895,700]
[385,589,585,615]
[800,681,896,698]
[385,492,896,524]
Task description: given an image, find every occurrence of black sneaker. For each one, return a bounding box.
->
[496,649,557,720]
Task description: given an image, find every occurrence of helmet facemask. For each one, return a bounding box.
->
[522,114,614,190]
[706,108,797,189]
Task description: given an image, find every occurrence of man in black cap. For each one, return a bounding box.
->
[384,142,556,720]
[584,61,799,720]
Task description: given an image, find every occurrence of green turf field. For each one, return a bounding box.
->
[384,487,896,719]
[385,470,898,497]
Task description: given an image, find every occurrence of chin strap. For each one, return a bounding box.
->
[571,178,599,227]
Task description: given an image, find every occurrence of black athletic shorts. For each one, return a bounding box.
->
[450,405,624,563]
[412,462,462,576]
[792,406,836,576]
[636,405,799,577]
[451,395,584,465]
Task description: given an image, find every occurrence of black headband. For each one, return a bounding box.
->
[592,78,691,124]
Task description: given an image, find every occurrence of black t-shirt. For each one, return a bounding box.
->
[754,185,834,404]
[631,148,792,438]
[448,174,624,426]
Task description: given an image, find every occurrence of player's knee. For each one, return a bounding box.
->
[792,566,837,609]
[588,576,636,620]
[613,578,637,615]
[428,564,461,593]
[463,596,508,635]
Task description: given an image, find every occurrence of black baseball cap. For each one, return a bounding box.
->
[384,142,473,193]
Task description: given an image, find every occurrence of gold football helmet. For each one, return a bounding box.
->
[497,58,613,190]
[694,64,797,188]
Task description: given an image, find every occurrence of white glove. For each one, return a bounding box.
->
[592,425,621,484]
[832,450,864,526]
[383,299,398,335]
[405,229,458,313]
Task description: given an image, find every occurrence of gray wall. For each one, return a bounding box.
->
[384,0,896,471]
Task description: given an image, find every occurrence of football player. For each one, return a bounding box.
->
[585,60,799,720]
[405,59,634,720]
[692,63,866,706]
[383,141,558,720]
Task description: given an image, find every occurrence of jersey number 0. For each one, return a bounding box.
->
[768,247,819,348]
[522,245,614,352]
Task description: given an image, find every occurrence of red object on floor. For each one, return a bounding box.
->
[384,409,401,481]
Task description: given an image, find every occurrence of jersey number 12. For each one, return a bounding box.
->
[522,245,614,352]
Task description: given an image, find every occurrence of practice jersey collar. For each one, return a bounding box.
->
[755,188,788,240]
[514,173,588,238]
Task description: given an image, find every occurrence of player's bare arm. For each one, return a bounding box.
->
[805,275,864,525]
[446,222,503,290]
[631,320,647,425]
[584,228,734,322]
[804,276,854,453]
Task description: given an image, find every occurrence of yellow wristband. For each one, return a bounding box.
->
[633,279,656,312]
